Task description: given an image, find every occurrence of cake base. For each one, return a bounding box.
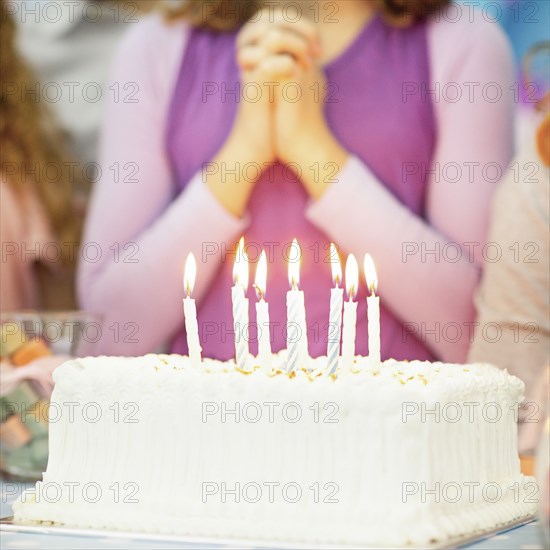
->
[0,514,537,549]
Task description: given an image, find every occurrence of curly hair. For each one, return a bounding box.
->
[166,0,452,31]
[0,0,81,264]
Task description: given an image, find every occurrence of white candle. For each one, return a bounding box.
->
[341,254,358,371]
[364,253,381,365]
[254,250,272,371]
[232,237,249,371]
[183,253,202,367]
[286,239,308,373]
[327,244,343,377]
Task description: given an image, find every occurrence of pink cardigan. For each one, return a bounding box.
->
[78,11,515,360]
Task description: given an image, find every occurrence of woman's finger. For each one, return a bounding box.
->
[263,28,313,69]
[237,44,268,71]
[236,9,319,52]
[238,28,312,71]
[256,53,299,82]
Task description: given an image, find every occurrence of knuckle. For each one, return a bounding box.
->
[280,56,295,72]
[265,28,283,47]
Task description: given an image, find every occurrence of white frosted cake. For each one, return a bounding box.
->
[14,354,537,547]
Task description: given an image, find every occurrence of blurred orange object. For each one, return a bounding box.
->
[11,340,51,367]
[0,324,26,357]
[537,109,550,166]
[0,414,32,450]
[537,112,550,167]
[520,454,536,476]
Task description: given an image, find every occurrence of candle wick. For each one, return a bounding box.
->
[253,284,264,301]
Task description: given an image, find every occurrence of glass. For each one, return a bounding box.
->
[0,311,100,480]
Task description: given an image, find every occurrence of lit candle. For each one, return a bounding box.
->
[364,253,381,365]
[286,239,308,373]
[341,254,358,371]
[183,253,202,367]
[254,250,272,371]
[327,244,343,377]
[232,237,250,372]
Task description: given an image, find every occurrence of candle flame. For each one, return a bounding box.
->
[330,243,342,286]
[364,253,378,295]
[184,253,196,297]
[345,254,358,300]
[288,239,301,289]
[232,237,249,289]
[255,250,267,300]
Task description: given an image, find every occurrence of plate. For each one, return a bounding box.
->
[0,514,536,549]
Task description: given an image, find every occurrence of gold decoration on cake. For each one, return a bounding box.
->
[350,360,361,374]
[267,368,285,378]
[235,365,254,375]
[417,373,428,386]
[266,366,297,379]
[307,369,323,382]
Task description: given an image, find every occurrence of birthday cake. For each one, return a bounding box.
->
[13,353,537,547]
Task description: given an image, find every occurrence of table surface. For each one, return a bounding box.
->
[0,482,546,550]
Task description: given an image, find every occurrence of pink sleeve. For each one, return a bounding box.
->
[77,15,247,356]
[306,14,515,362]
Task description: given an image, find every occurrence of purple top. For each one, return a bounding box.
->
[168,15,436,361]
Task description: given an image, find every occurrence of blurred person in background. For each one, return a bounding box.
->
[1,0,84,402]
[1,0,159,401]
[79,0,515,361]
[1,0,81,313]
[11,0,155,207]
[469,55,550,457]
[459,3,550,461]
